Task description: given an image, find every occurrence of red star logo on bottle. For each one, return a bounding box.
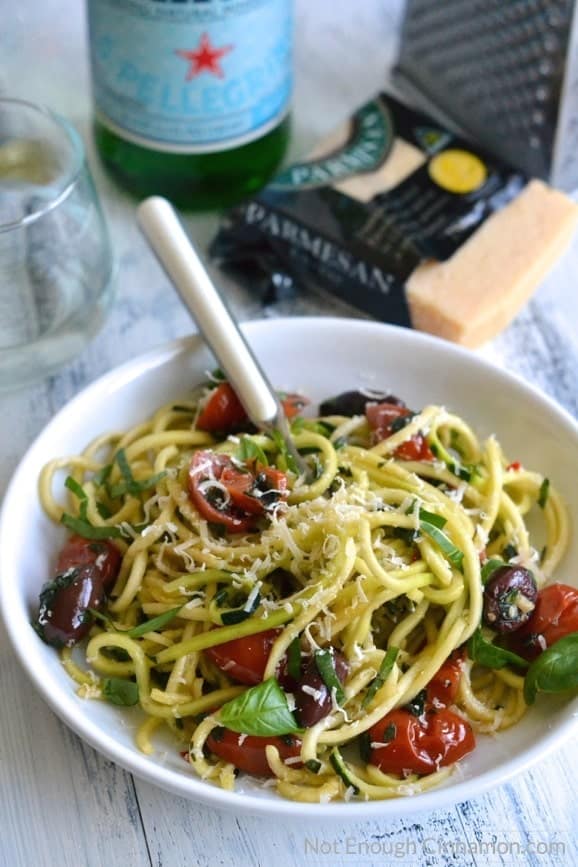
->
[175,33,234,81]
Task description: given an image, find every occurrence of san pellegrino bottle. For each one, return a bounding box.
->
[87,0,292,210]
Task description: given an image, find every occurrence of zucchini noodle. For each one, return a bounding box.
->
[37,386,569,803]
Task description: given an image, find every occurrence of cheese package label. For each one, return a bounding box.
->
[210,92,578,347]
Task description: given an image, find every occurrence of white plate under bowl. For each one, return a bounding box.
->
[1,318,577,818]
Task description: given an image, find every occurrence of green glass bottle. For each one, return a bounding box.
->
[87,0,293,211]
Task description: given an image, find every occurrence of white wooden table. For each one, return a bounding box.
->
[1,2,577,866]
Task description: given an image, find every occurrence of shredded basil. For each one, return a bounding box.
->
[287,636,302,680]
[305,759,322,774]
[218,677,300,736]
[102,677,139,706]
[108,448,167,498]
[538,478,550,509]
[417,507,447,530]
[236,436,269,467]
[419,519,464,570]
[64,476,89,521]
[362,647,399,708]
[270,429,300,474]
[90,605,183,637]
[314,649,344,705]
[524,631,578,705]
[93,464,112,487]
[61,513,123,540]
[220,595,261,626]
[481,558,504,585]
[467,627,528,670]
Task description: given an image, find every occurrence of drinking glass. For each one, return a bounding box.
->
[0,98,114,391]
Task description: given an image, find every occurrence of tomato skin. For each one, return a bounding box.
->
[366,402,410,440]
[188,451,288,533]
[206,728,302,776]
[196,383,247,433]
[366,402,434,461]
[222,464,287,515]
[507,583,578,660]
[427,651,464,707]
[187,452,258,533]
[368,707,475,776]
[205,629,282,685]
[197,382,307,433]
[281,394,309,420]
[56,535,121,591]
[394,434,435,462]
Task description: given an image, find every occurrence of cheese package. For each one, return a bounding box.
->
[210,93,578,347]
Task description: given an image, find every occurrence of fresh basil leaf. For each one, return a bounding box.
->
[420,519,464,570]
[314,649,345,705]
[102,677,139,706]
[88,605,183,637]
[64,476,89,521]
[270,429,300,474]
[467,627,528,670]
[524,631,578,705]
[218,677,300,736]
[96,501,112,520]
[108,449,167,498]
[236,436,269,467]
[538,478,550,509]
[93,464,112,487]
[127,606,183,637]
[109,471,167,499]
[481,558,504,585]
[61,513,123,540]
[418,508,447,530]
[220,601,261,626]
[362,647,399,708]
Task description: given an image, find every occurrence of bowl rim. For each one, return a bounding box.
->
[2,316,578,818]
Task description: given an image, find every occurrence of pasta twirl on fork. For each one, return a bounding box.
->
[34,379,576,803]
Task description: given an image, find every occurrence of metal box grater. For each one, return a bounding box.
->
[393,0,578,191]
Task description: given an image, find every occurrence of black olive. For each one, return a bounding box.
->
[34,565,105,647]
[482,566,538,634]
[319,391,405,417]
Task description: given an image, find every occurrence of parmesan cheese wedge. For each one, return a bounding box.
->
[405,180,578,347]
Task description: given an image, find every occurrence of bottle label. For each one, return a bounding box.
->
[88,0,292,153]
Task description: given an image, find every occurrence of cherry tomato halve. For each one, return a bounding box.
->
[426,650,464,707]
[188,451,287,533]
[206,728,302,777]
[365,402,434,462]
[368,707,475,776]
[205,629,282,685]
[507,583,578,660]
[196,383,308,433]
[196,383,248,433]
[280,393,309,420]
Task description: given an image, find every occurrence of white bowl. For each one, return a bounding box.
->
[1,317,577,818]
